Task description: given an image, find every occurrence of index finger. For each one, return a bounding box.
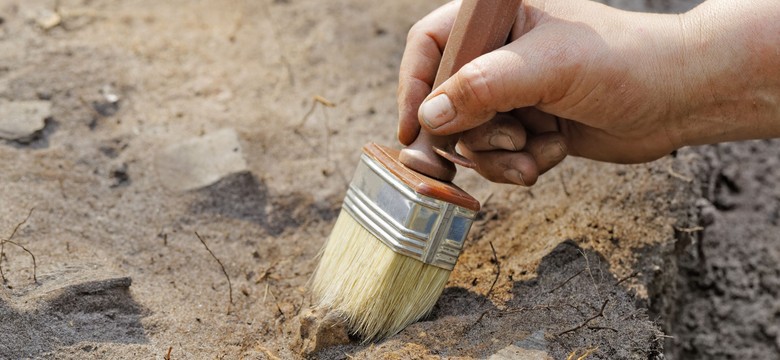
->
[397,1,460,145]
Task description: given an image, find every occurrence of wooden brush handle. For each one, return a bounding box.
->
[399,0,522,182]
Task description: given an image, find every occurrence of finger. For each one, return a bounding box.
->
[522,132,568,174]
[397,1,460,145]
[461,147,540,186]
[418,29,580,136]
[459,113,527,152]
[512,107,560,134]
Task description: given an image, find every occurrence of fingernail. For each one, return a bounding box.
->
[420,94,455,129]
[489,133,517,151]
[542,142,566,162]
[503,169,525,185]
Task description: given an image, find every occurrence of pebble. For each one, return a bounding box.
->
[488,330,552,360]
[0,100,51,142]
[36,9,62,30]
[154,128,248,191]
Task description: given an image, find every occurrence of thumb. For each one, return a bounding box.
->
[418,37,557,136]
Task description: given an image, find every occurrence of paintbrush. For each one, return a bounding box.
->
[312,0,521,340]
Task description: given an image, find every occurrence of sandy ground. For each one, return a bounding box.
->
[1,0,775,359]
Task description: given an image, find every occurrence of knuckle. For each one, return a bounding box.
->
[406,21,426,43]
[453,61,495,113]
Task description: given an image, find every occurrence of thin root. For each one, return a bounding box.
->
[195,232,234,314]
[484,241,500,301]
[1,208,37,284]
[557,299,610,337]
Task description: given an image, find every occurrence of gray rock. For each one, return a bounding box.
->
[0,100,51,141]
[154,128,248,191]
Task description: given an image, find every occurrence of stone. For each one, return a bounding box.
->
[0,100,51,142]
[154,128,248,191]
[290,308,351,356]
[35,9,61,30]
[489,331,552,360]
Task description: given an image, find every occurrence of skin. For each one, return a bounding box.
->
[397,0,780,186]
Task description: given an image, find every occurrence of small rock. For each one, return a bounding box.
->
[291,308,351,356]
[489,331,552,360]
[154,128,248,191]
[92,85,121,117]
[515,330,548,350]
[36,9,61,30]
[0,100,51,142]
[696,198,717,226]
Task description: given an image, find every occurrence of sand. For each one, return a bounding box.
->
[1,0,776,359]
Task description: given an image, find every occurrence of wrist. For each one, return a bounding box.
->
[672,0,780,147]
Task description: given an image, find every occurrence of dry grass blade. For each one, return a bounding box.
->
[2,240,38,283]
[195,232,234,314]
[1,208,37,284]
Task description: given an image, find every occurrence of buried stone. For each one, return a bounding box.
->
[0,100,51,143]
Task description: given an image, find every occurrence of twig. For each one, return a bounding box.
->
[557,299,610,337]
[667,161,693,182]
[293,95,337,159]
[266,286,285,320]
[615,271,640,286]
[547,269,585,294]
[567,347,599,360]
[559,172,571,197]
[255,260,279,284]
[1,208,36,284]
[466,309,491,331]
[295,95,335,128]
[674,226,704,233]
[195,232,234,314]
[164,346,173,360]
[484,241,500,302]
[565,303,587,317]
[587,325,618,333]
[313,95,336,107]
[2,240,37,283]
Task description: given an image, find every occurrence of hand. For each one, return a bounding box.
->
[397,0,780,185]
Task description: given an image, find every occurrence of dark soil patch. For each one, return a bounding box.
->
[667,140,780,359]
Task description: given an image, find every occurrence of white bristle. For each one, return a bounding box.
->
[311,209,451,341]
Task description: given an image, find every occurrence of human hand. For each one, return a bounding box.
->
[397,0,780,185]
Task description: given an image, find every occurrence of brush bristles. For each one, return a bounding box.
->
[311,209,451,341]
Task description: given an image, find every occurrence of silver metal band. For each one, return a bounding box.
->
[343,153,477,270]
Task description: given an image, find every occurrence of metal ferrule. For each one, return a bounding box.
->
[343,153,477,270]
